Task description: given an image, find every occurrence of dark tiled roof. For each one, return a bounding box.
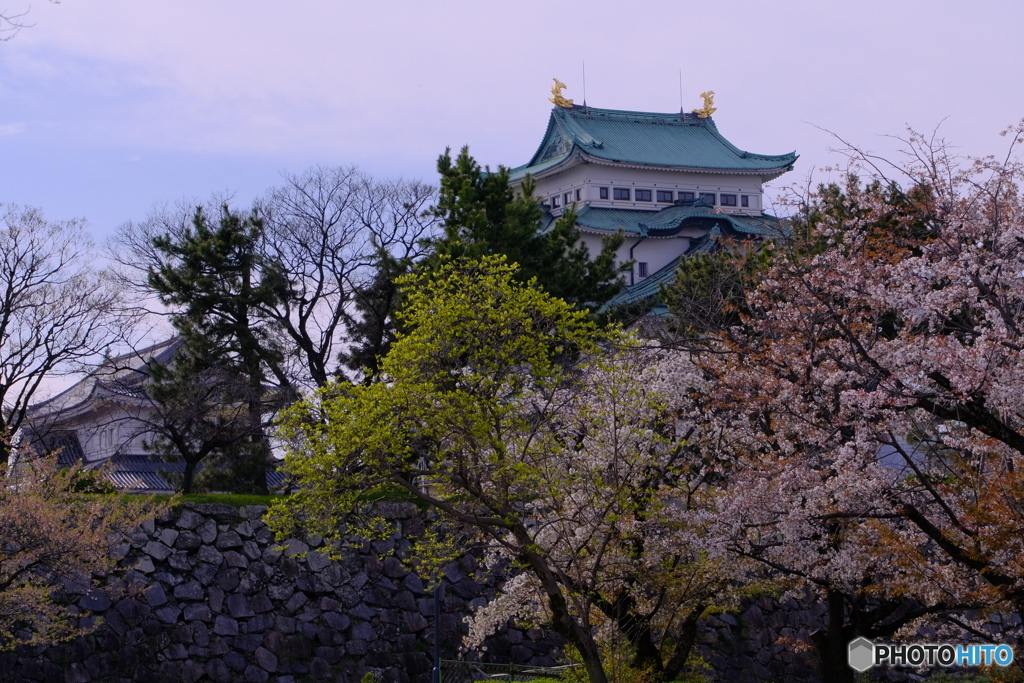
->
[34,430,86,466]
[94,453,287,493]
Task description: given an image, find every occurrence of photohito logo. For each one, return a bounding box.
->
[848,637,1014,671]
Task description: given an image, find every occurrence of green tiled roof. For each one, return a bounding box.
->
[570,204,785,239]
[511,105,797,180]
[599,215,785,315]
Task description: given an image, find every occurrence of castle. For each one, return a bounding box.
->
[511,85,797,308]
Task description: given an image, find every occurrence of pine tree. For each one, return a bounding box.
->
[337,244,412,383]
[148,206,291,494]
[427,146,627,310]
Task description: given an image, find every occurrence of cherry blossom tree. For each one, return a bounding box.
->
[673,122,1024,681]
[1,450,157,649]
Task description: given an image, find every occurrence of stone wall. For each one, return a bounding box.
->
[0,502,562,683]
[4,500,982,683]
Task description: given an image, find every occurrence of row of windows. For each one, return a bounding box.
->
[551,189,582,208]
[551,188,754,208]
[599,187,751,207]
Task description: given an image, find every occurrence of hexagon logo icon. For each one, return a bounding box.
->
[848,637,875,672]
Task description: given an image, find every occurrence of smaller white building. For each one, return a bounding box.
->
[25,339,185,491]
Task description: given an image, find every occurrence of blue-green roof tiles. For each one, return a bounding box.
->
[511,105,797,181]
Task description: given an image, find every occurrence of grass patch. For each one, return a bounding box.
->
[148,493,284,507]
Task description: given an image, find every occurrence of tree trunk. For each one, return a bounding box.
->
[663,604,706,680]
[812,588,855,683]
[518,542,608,683]
[182,459,197,494]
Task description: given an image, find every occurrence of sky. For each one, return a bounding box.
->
[1,0,1023,240]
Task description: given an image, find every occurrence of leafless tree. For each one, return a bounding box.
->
[257,166,436,387]
[1,1,59,42]
[108,166,438,390]
[0,205,134,465]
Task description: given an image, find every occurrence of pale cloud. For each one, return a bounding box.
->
[0,123,25,136]
[0,0,1022,234]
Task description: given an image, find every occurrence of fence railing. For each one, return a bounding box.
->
[439,659,580,683]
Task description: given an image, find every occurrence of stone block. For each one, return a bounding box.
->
[308,657,332,680]
[323,612,349,631]
[391,590,415,611]
[243,540,262,560]
[213,615,239,636]
[382,556,407,579]
[245,664,270,682]
[198,545,224,566]
[249,561,274,582]
[207,586,225,613]
[251,591,273,613]
[287,634,312,660]
[404,612,428,633]
[235,633,263,652]
[193,562,220,587]
[115,597,150,623]
[349,602,374,620]
[307,549,332,573]
[154,606,182,624]
[350,621,375,641]
[284,592,307,613]
[283,538,308,557]
[216,568,240,591]
[194,503,240,524]
[267,582,294,602]
[169,580,201,601]
[158,528,180,547]
[274,615,296,634]
[215,530,243,550]
[227,594,256,618]
[255,645,278,672]
[197,518,219,544]
[153,570,183,586]
[261,544,283,565]
[224,550,249,568]
[143,540,173,561]
[184,603,212,622]
[168,551,193,571]
[78,590,112,612]
[238,571,264,595]
[247,613,275,633]
[134,555,155,573]
[243,504,268,520]
[174,530,203,551]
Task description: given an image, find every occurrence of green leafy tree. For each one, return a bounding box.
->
[270,256,730,683]
[148,206,291,494]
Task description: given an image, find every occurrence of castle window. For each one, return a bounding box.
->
[679,192,695,201]
[613,188,630,200]
[657,190,674,202]
[638,262,649,278]
[552,195,560,208]
[575,189,581,201]
[635,189,652,202]
[599,187,609,199]
[564,192,571,206]
[741,195,749,207]
[699,192,716,204]
[720,194,737,207]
